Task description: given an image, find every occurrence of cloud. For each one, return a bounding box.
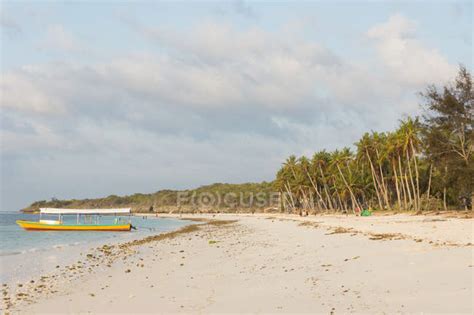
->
[1,117,64,153]
[1,71,64,113]
[2,17,456,148]
[3,23,343,118]
[367,14,456,86]
[3,17,456,141]
[367,14,417,39]
[126,21,351,110]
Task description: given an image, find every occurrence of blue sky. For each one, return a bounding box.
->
[1,0,472,211]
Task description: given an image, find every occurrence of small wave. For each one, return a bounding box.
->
[1,245,64,256]
[52,242,84,249]
[0,244,74,257]
[0,250,23,257]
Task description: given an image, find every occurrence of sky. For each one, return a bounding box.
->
[0,1,472,211]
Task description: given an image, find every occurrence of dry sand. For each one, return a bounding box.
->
[3,214,473,314]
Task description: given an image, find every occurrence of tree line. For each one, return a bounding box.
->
[275,66,473,213]
[24,182,276,213]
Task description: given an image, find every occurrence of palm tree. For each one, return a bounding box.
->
[330,149,361,213]
[312,151,335,210]
[275,160,296,213]
[372,132,392,210]
[386,132,403,210]
[300,156,326,210]
[356,133,385,210]
[399,118,422,211]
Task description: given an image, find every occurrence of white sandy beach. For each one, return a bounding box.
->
[2,213,473,314]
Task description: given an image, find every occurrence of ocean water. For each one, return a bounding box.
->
[0,212,193,284]
[0,212,191,255]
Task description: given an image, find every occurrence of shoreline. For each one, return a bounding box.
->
[0,216,194,288]
[2,214,473,313]
[1,218,229,312]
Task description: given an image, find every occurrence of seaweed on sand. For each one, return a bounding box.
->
[326,227,354,235]
[368,233,405,241]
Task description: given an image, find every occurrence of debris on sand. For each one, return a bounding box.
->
[344,256,360,262]
[326,227,354,235]
[368,233,405,241]
[207,220,237,227]
[298,221,320,228]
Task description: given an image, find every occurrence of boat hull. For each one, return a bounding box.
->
[16,220,131,231]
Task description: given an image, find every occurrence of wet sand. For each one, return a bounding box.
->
[3,214,473,314]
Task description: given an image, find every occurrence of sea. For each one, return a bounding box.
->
[0,211,193,285]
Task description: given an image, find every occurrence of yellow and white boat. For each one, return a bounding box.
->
[16,208,132,231]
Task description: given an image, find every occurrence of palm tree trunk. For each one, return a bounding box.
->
[279,191,285,212]
[305,170,327,209]
[443,187,447,211]
[410,141,421,210]
[398,155,409,209]
[284,182,296,213]
[443,165,448,211]
[426,163,433,209]
[404,168,413,209]
[300,188,310,211]
[331,176,343,212]
[375,148,391,210]
[381,170,391,209]
[336,164,360,213]
[308,191,316,211]
[471,192,473,212]
[366,150,384,210]
[392,160,402,210]
[319,167,334,210]
[406,149,418,211]
[335,190,344,211]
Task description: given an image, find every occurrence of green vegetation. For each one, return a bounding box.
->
[24,182,276,213]
[275,66,473,213]
[24,67,472,214]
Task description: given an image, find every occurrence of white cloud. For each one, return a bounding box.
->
[367,14,456,86]
[367,14,417,39]
[1,72,64,113]
[2,17,457,144]
[1,120,64,152]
